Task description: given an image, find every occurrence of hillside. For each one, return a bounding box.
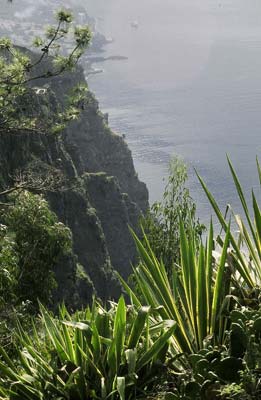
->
[0,62,148,306]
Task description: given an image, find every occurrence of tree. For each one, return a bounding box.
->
[0,9,91,200]
[1,191,72,306]
[0,191,73,352]
[0,8,92,350]
[141,156,205,275]
[0,9,92,301]
[0,9,91,136]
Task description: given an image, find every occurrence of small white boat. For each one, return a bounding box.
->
[105,36,114,43]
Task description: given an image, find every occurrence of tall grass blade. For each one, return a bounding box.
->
[136,321,176,371]
[211,225,230,335]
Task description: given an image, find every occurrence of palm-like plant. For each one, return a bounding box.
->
[0,299,176,400]
[120,157,261,360]
[119,220,231,357]
[197,157,261,295]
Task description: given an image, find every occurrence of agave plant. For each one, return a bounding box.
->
[118,220,232,358]
[0,298,176,400]
[197,157,261,296]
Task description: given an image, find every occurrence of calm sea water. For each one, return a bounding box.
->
[3,0,261,226]
[85,0,261,226]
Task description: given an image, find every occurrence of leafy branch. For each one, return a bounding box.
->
[0,10,92,135]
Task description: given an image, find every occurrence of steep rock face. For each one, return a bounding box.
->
[67,101,148,212]
[40,66,148,212]
[0,65,149,304]
[47,187,120,300]
[0,131,99,306]
[84,173,140,279]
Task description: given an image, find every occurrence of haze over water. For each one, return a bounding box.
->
[86,0,261,225]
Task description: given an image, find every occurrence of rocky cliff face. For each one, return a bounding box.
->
[0,65,149,306]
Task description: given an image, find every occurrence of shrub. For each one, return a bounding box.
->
[141,156,204,276]
[0,299,176,399]
[198,157,261,294]
[119,220,232,359]
[164,306,261,399]
[0,191,74,354]
[1,191,72,306]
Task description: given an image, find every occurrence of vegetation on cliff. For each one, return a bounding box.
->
[0,191,74,353]
[1,191,72,304]
[141,156,205,276]
[1,5,261,400]
[1,160,261,399]
[0,8,148,307]
[0,9,91,136]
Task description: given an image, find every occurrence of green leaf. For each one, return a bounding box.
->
[127,306,150,348]
[136,321,176,371]
[117,377,125,400]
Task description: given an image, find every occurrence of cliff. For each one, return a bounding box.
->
[0,64,149,306]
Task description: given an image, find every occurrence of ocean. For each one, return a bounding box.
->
[85,0,261,227]
[2,0,261,226]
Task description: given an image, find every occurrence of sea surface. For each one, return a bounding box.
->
[85,0,261,227]
[2,0,261,227]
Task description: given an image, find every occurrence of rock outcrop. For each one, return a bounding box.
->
[0,64,149,306]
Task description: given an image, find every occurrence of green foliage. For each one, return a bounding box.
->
[0,300,176,399]
[220,383,248,400]
[230,307,261,374]
[75,263,94,292]
[0,9,91,135]
[1,158,261,398]
[0,226,18,306]
[0,300,33,357]
[184,348,244,398]
[197,157,261,300]
[0,191,72,306]
[164,306,261,400]
[139,158,261,399]
[119,222,231,358]
[126,158,261,356]
[0,191,73,355]
[141,156,204,275]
